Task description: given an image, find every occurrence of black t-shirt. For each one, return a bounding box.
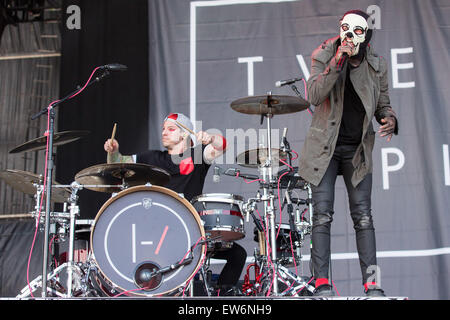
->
[337,65,366,145]
[136,144,211,201]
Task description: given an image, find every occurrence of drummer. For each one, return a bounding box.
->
[104,113,225,201]
[103,112,247,295]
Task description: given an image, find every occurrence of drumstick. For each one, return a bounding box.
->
[109,123,117,153]
[174,120,195,135]
[111,123,117,141]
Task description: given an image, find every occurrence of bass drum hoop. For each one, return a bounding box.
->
[90,185,206,297]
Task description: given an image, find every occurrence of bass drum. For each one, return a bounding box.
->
[90,185,206,297]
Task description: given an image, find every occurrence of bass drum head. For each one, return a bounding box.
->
[90,185,206,296]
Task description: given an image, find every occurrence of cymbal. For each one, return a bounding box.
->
[9,130,90,154]
[74,163,171,193]
[0,169,71,203]
[231,95,309,115]
[236,148,288,168]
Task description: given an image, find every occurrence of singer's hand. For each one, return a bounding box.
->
[378,117,396,142]
[335,40,355,61]
[104,138,119,153]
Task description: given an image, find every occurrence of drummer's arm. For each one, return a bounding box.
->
[104,139,135,164]
[201,133,227,163]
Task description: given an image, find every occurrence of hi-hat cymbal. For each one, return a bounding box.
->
[231,95,309,115]
[74,163,171,193]
[9,130,90,154]
[236,148,288,168]
[0,169,71,203]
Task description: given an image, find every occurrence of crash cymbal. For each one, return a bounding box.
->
[236,148,288,168]
[9,130,90,154]
[0,169,71,203]
[74,163,171,193]
[231,95,309,115]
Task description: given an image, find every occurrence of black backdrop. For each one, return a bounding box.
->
[57,0,149,219]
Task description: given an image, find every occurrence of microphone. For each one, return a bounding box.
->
[275,77,302,87]
[224,168,259,181]
[213,166,221,183]
[100,63,128,72]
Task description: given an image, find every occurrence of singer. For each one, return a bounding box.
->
[103,112,246,295]
[298,10,398,297]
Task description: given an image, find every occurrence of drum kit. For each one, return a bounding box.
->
[1,92,315,298]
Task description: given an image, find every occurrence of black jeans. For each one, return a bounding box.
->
[311,144,377,285]
[212,242,247,287]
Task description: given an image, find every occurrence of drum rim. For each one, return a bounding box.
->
[90,185,206,297]
[191,193,245,203]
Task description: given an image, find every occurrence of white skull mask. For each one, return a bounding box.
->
[340,13,369,56]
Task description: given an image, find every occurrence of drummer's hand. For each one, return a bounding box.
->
[104,139,119,153]
[195,131,213,145]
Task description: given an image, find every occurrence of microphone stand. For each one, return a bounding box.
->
[31,69,111,298]
[291,84,314,115]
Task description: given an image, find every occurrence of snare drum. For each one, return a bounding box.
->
[89,185,206,297]
[191,193,245,242]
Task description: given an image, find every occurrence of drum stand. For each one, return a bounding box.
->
[241,94,315,296]
[259,95,282,295]
[276,186,315,296]
[17,182,86,298]
[244,184,315,296]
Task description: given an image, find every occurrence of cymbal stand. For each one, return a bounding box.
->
[64,182,82,296]
[259,93,280,295]
[32,182,45,230]
[17,263,71,298]
[19,183,83,298]
[277,265,315,296]
[31,69,111,297]
[273,187,315,296]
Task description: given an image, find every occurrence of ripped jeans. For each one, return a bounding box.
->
[311,144,377,285]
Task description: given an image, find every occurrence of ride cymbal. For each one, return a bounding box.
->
[74,163,171,193]
[231,95,309,115]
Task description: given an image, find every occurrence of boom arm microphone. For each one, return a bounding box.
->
[100,63,128,72]
[275,77,302,87]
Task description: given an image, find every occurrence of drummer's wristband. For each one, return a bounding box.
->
[107,152,134,164]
